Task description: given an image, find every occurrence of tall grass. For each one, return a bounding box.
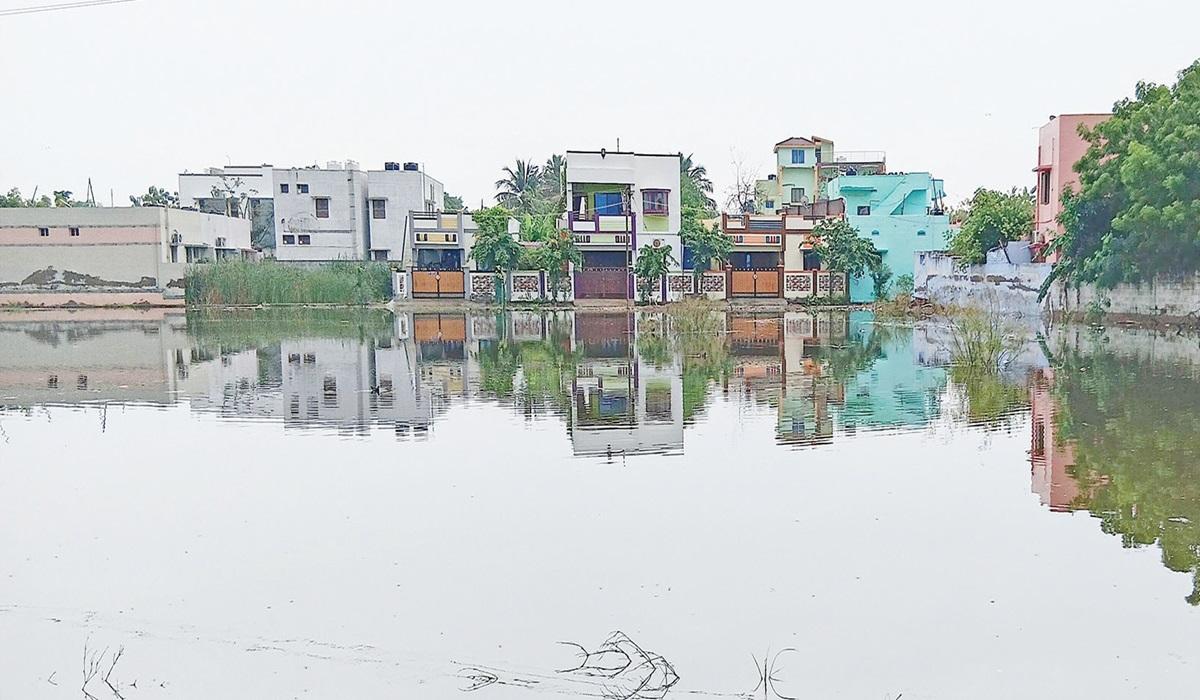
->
[947,310,1024,372]
[185,260,393,306]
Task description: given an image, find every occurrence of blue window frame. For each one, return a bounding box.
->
[791,149,805,164]
[594,192,624,216]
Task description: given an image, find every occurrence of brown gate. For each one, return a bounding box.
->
[412,270,465,298]
[730,269,781,298]
[574,267,629,299]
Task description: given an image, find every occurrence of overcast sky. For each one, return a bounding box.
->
[1,0,1197,208]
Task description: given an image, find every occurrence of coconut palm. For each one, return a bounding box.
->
[495,160,543,215]
[680,153,716,211]
[541,154,567,211]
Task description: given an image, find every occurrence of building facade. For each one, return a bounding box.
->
[755,136,835,215]
[1033,114,1110,259]
[563,150,682,300]
[826,173,951,302]
[0,207,253,306]
[180,161,444,263]
[178,165,275,251]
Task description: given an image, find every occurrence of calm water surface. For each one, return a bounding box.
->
[1,308,1198,699]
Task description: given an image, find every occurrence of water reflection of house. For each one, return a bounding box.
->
[726,311,848,447]
[183,314,435,436]
[1029,368,1080,512]
[777,312,846,446]
[835,312,946,431]
[0,310,192,408]
[569,313,683,457]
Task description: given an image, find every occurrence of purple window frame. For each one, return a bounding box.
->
[642,189,669,216]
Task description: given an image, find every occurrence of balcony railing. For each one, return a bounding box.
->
[566,211,636,236]
[827,151,886,165]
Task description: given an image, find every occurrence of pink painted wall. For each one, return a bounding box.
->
[0,290,182,308]
[1034,114,1110,254]
[0,225,161,246]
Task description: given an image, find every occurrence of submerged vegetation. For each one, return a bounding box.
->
[185,260,393,306]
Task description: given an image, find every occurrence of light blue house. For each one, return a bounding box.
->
[826,173,951,302]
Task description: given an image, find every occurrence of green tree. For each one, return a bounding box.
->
[495,160,543,215]
[681,153,717,213]
[946,187,1034,265]
[130,185,180,208]
[633,244,677,303]
[53,190,74,207]
[0,188,26,207]
[541,154,567,212]
[2,187,52,207]
[681,219,731,293]
[444,192,465,211]
[812,218,881,278]
[871,262,894,300]
[1052,59,1200,288]
[469,206,522,305]
[526,231,581,302]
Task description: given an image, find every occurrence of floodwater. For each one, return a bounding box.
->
[1,307,1198,699]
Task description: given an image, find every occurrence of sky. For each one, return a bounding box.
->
[1,0,1197,209]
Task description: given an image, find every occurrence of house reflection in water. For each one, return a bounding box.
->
[570,313,683,458]
[0,309,192,410]
[1,308,948,450]
[1029,368,1081,512]
[181,312,436,436]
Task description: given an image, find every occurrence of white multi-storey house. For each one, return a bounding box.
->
[562,150,681,300]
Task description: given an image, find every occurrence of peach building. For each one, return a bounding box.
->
[0,206,252,306]
[1033,113,1110,258]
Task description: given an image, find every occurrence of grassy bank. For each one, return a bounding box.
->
[186,260,393,306]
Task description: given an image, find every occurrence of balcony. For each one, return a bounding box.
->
[721,213,814,246]
[411,212,470,245]
[564,211,637,245]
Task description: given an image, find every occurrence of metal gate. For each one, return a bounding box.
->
[730,269,781,298]
[412,270,465,298]
[574,267,629,299]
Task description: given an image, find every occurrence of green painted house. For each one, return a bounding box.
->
[825,173,951,302]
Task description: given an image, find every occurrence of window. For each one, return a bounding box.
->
[298,234,312,245]
[282,234,296,245]
[642,189,668,215]
[297,184,309,194]
[815,149,823,164]
[791,149,805,164]
[790,187,806,204]
[594,192,624,216]
[1040,171,1051,205]
[857,205,871,216]
[280,184,289,194]
[917,229,927,236]
[38,227,49,237]
[69,227,80,237]
[871,229,880,236]
[314,198,330,218]
[371,199,387,219]
[47,374,58,389]
[765,199,775,209]
[371,250,389,261]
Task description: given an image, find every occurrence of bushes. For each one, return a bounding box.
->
[186,260,392,306]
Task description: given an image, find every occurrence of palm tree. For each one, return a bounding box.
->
[495,160,543,214]
[541,154,567,211]
[680,153,717,212]
[52,190,73,207]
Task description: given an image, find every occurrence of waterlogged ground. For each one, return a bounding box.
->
[1,308,1199,699]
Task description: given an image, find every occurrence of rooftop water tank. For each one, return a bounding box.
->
[403,162,419,171]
